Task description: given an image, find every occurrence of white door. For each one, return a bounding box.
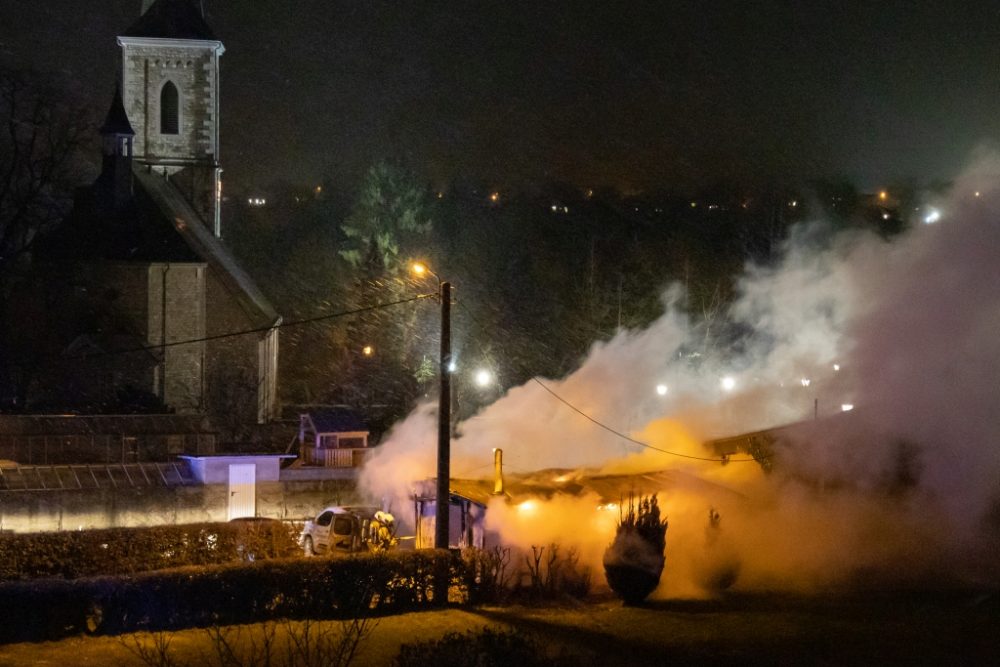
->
[227,463,256,520]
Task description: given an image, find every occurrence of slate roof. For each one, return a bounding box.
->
[41,142,279,331]
[135,167,280,328]
[303,407,369,434]
[40,178,201,264]
[123,0,216,41]
[99,86,134,136]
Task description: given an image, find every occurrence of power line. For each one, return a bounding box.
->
[454,299,761,464]
[532,377,760,463]
[11,292,436,367]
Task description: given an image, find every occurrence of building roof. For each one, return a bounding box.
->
[40,178,202,263]
[415,467,746,508]
[134,167,280,329]
[302,407,369,434]
[123,0,216,41]
[99,85,134,136]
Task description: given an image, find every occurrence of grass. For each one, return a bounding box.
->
[0,589,997,666]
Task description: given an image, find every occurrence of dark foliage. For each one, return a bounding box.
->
[0,549,457,643]
[516,544,592,601]
[603,494,668,605]
[603,564,661,606]
[461,545,512,604]
[0,68,96,407]
[0,520,301,581]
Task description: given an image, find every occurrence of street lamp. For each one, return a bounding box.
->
[411,262,452,550]
[474,368,493,388]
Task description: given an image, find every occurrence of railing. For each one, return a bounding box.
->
[302,445,368,468]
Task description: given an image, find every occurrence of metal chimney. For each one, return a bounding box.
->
[493,448,504,495]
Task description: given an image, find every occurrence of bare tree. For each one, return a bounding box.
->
[0,68,93,282]
[0,68,95,406]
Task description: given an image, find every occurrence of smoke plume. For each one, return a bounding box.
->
[362,154,1000,594]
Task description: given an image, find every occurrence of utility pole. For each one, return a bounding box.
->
[435,281,452,550]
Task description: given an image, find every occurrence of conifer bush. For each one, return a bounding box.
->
[602,494,668,605]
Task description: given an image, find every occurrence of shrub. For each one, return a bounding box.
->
[517,544,591,601]
[461,545,512,604]
[603,494,668,605]
[0,521,301,581]
[0,549,458,643]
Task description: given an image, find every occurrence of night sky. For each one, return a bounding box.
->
[3,0,999,193]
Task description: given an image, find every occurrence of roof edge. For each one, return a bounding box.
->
[117,36,224,54]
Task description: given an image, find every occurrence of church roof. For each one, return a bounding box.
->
[42,167,279,331]
[40,180,200,264]
[99,85,134,136]
[122,0,216,41]
[134,166,280,329]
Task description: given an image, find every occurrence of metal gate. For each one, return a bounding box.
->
[227,463,256,520]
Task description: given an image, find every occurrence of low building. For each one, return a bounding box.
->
[411,450,746,549]
[295,407,371,469]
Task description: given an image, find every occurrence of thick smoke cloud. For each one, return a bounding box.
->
[362,154,1000,593]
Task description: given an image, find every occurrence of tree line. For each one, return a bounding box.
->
[0,67,922,433]
[224,163,918,434]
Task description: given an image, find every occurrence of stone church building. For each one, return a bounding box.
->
[30,0,281,434]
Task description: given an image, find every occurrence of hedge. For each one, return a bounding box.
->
[0,549,458,644]
[0,521,301,581]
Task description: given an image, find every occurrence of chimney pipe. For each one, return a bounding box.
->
[493,448,504,495]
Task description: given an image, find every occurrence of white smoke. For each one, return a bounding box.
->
[361,153,1000,592]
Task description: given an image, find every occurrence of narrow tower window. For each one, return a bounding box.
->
[160,81,179,135]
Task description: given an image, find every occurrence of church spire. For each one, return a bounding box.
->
[141,0,203,16]
[98,84,135,212]
[130,1,213,39]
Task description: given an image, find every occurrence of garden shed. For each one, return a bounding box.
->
[297,407,370,468]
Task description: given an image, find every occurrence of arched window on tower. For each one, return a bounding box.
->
[160,81,179,135]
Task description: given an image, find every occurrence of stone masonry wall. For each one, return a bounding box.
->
[120,43,219,163]
[146,263,206,413]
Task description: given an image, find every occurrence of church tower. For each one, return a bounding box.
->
[118,0,224,237]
